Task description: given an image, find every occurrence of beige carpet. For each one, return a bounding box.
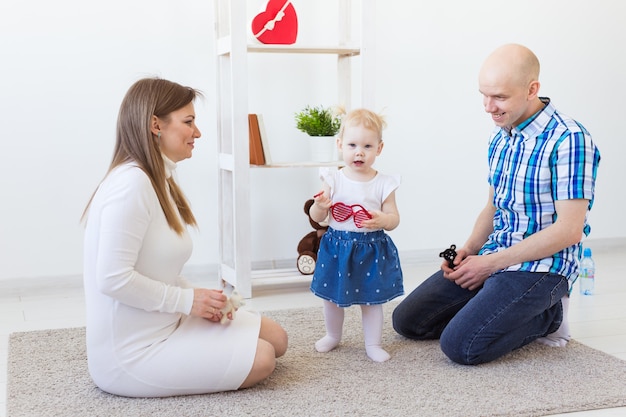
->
[7,303,626,417]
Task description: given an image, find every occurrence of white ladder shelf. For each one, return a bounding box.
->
[213,0,375,298]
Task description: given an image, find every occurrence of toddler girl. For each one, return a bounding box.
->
[309,108,403,362]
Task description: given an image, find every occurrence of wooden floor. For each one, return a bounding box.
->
[2,239,625,416]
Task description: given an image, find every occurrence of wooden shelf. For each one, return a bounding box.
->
[216,37,360,57]
[251,161,344,168]
[248,44,360,56]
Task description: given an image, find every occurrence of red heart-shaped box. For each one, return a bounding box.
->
[251,0,298,45]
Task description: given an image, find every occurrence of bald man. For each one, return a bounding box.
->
[392,44,601,365]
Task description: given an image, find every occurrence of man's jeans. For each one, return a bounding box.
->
[392,270,568,365]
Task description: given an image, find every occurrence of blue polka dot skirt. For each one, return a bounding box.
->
[310,227,404,307]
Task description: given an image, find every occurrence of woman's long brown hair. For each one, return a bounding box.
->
[82,78,200,234]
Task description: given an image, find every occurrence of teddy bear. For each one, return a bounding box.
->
[439,244,457,269]
[220,289,244,324]
[296,199,328,275]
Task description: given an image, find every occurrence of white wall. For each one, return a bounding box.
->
[1,0,624,281]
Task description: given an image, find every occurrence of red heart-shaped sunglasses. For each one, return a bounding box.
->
[330,202,372,228]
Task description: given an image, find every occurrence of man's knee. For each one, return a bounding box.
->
[440,334,482,365]
[392,303,419,338]
[440,324,484,365]
[391,305,408,336]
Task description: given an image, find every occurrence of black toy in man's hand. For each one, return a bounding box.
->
[439,244,457,269]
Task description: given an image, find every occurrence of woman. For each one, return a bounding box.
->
[82,78,287,397]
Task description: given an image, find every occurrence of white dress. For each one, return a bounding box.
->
[83,158,260,397]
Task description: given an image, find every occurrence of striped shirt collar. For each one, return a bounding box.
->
[504,97,553,139]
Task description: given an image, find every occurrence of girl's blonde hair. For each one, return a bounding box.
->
[338,108,387,141]
[82,78,200,234]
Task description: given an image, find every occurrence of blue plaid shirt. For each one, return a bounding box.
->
[480,98,600,279]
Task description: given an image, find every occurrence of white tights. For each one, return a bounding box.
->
[315,300,390,362]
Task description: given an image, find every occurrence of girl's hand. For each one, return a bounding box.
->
[313,192,332,211]
[359,210,398,231]
[310,186,332,224]
[190,288,227,322]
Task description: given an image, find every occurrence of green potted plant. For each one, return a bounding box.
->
[295,105,342,162]
[295,105,342,137]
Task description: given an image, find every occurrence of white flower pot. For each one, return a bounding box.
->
[309,136,337,162]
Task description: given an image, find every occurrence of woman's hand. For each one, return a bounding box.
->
[190,289,228,322]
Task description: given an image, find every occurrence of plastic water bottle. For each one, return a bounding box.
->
[579,248,595,295]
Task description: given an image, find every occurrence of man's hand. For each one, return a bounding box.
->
[442,248,495,291]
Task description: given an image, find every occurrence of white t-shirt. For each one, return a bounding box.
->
[320,167,401,232]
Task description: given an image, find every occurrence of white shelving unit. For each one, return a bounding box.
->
[214,0,374,298]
